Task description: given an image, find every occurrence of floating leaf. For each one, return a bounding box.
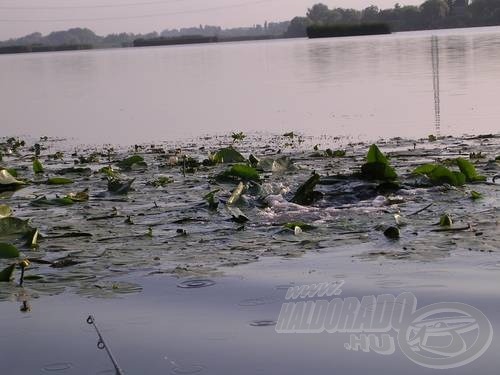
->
[361,162,397,181]
[361,145,397,181]
[228,207,249,223]
[291,172,322,206]
[0,217,33,237]
[413,163,439,175]
[471,191,483,200]
[67,189,89,202]
[203,189,220,210]
[413,164,465,186]
[99,166,120,178]
[47,177,74,185]
[31,196,74,206]
[117,155,146,170]
[33,158,44,174]
[0,264,15,282]
[456,158,486,182]
[217,164,260,182]
[325,149,346,157]
[366,144,389,164]
[0,243,20,258]
[439,214,453,227]
[55,167,92,176]
[108,178,135,194]
[147,176,174,187]
[212,147,245,164]
[0,169,25,189]
[0,205,12,219]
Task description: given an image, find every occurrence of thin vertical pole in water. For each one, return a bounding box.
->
[431,36,441,137]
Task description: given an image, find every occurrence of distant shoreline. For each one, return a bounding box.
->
[1,25,500,55]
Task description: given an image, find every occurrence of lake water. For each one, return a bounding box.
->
[2,26,500,144]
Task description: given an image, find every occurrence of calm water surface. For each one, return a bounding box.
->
[2,27,500,144]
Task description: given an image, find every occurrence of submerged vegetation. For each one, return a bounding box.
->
[0,133,498,300]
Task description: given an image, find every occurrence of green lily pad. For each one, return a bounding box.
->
[439,214,453,227]
[413,164,466,186]
[291,172,322,206]
[33,158,44,174]
[217,164,260,182]
[0,217,33,237]
[67,189,89,202]
[456,158,486,182]
[0,243,20,258]
[471,191,483,200]
[203,189,220,210]
[366,144,389,164]
[361,162,397,181]
[212,147,245,163]
[0,169,25,189]
[108,178,135,194]
[117,155,147,170]
[47,177,74,185]
[0,264,15,282]
[0,205,12,219]
[361,145,397,181]
[31,196,74,206]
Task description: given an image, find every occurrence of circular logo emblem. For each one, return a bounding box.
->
[398,302,493,369]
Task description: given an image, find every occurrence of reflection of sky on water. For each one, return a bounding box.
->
[1,27,500,144]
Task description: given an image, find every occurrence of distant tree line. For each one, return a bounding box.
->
[285,0,500,37]
[0,22,290,49]
[2,0,500,49]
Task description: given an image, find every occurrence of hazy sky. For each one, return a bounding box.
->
[0,0,422,40]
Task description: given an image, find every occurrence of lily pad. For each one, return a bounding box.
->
[33,158,44,174]
[218,164,260,182]
[361,145,397,181]
[212,147,245,164]
[117,155,147,170]
[0,243,20,258]
[108,178,135,194]
[31,196,74,206]
[0,169,25,190]
[0,217,33,237]
[291,172,322,206]
[413,164,465,186]
[47,177,74,185]
[456,158,486,182]
[0,264,15,282]
[471,190,483,200]
[67,189,89,202]
[439,214,452,227]
[204,189,220,210]
[0,205,12,219]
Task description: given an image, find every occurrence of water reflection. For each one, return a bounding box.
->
[431,36,441,136]
[2,27,500,143]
